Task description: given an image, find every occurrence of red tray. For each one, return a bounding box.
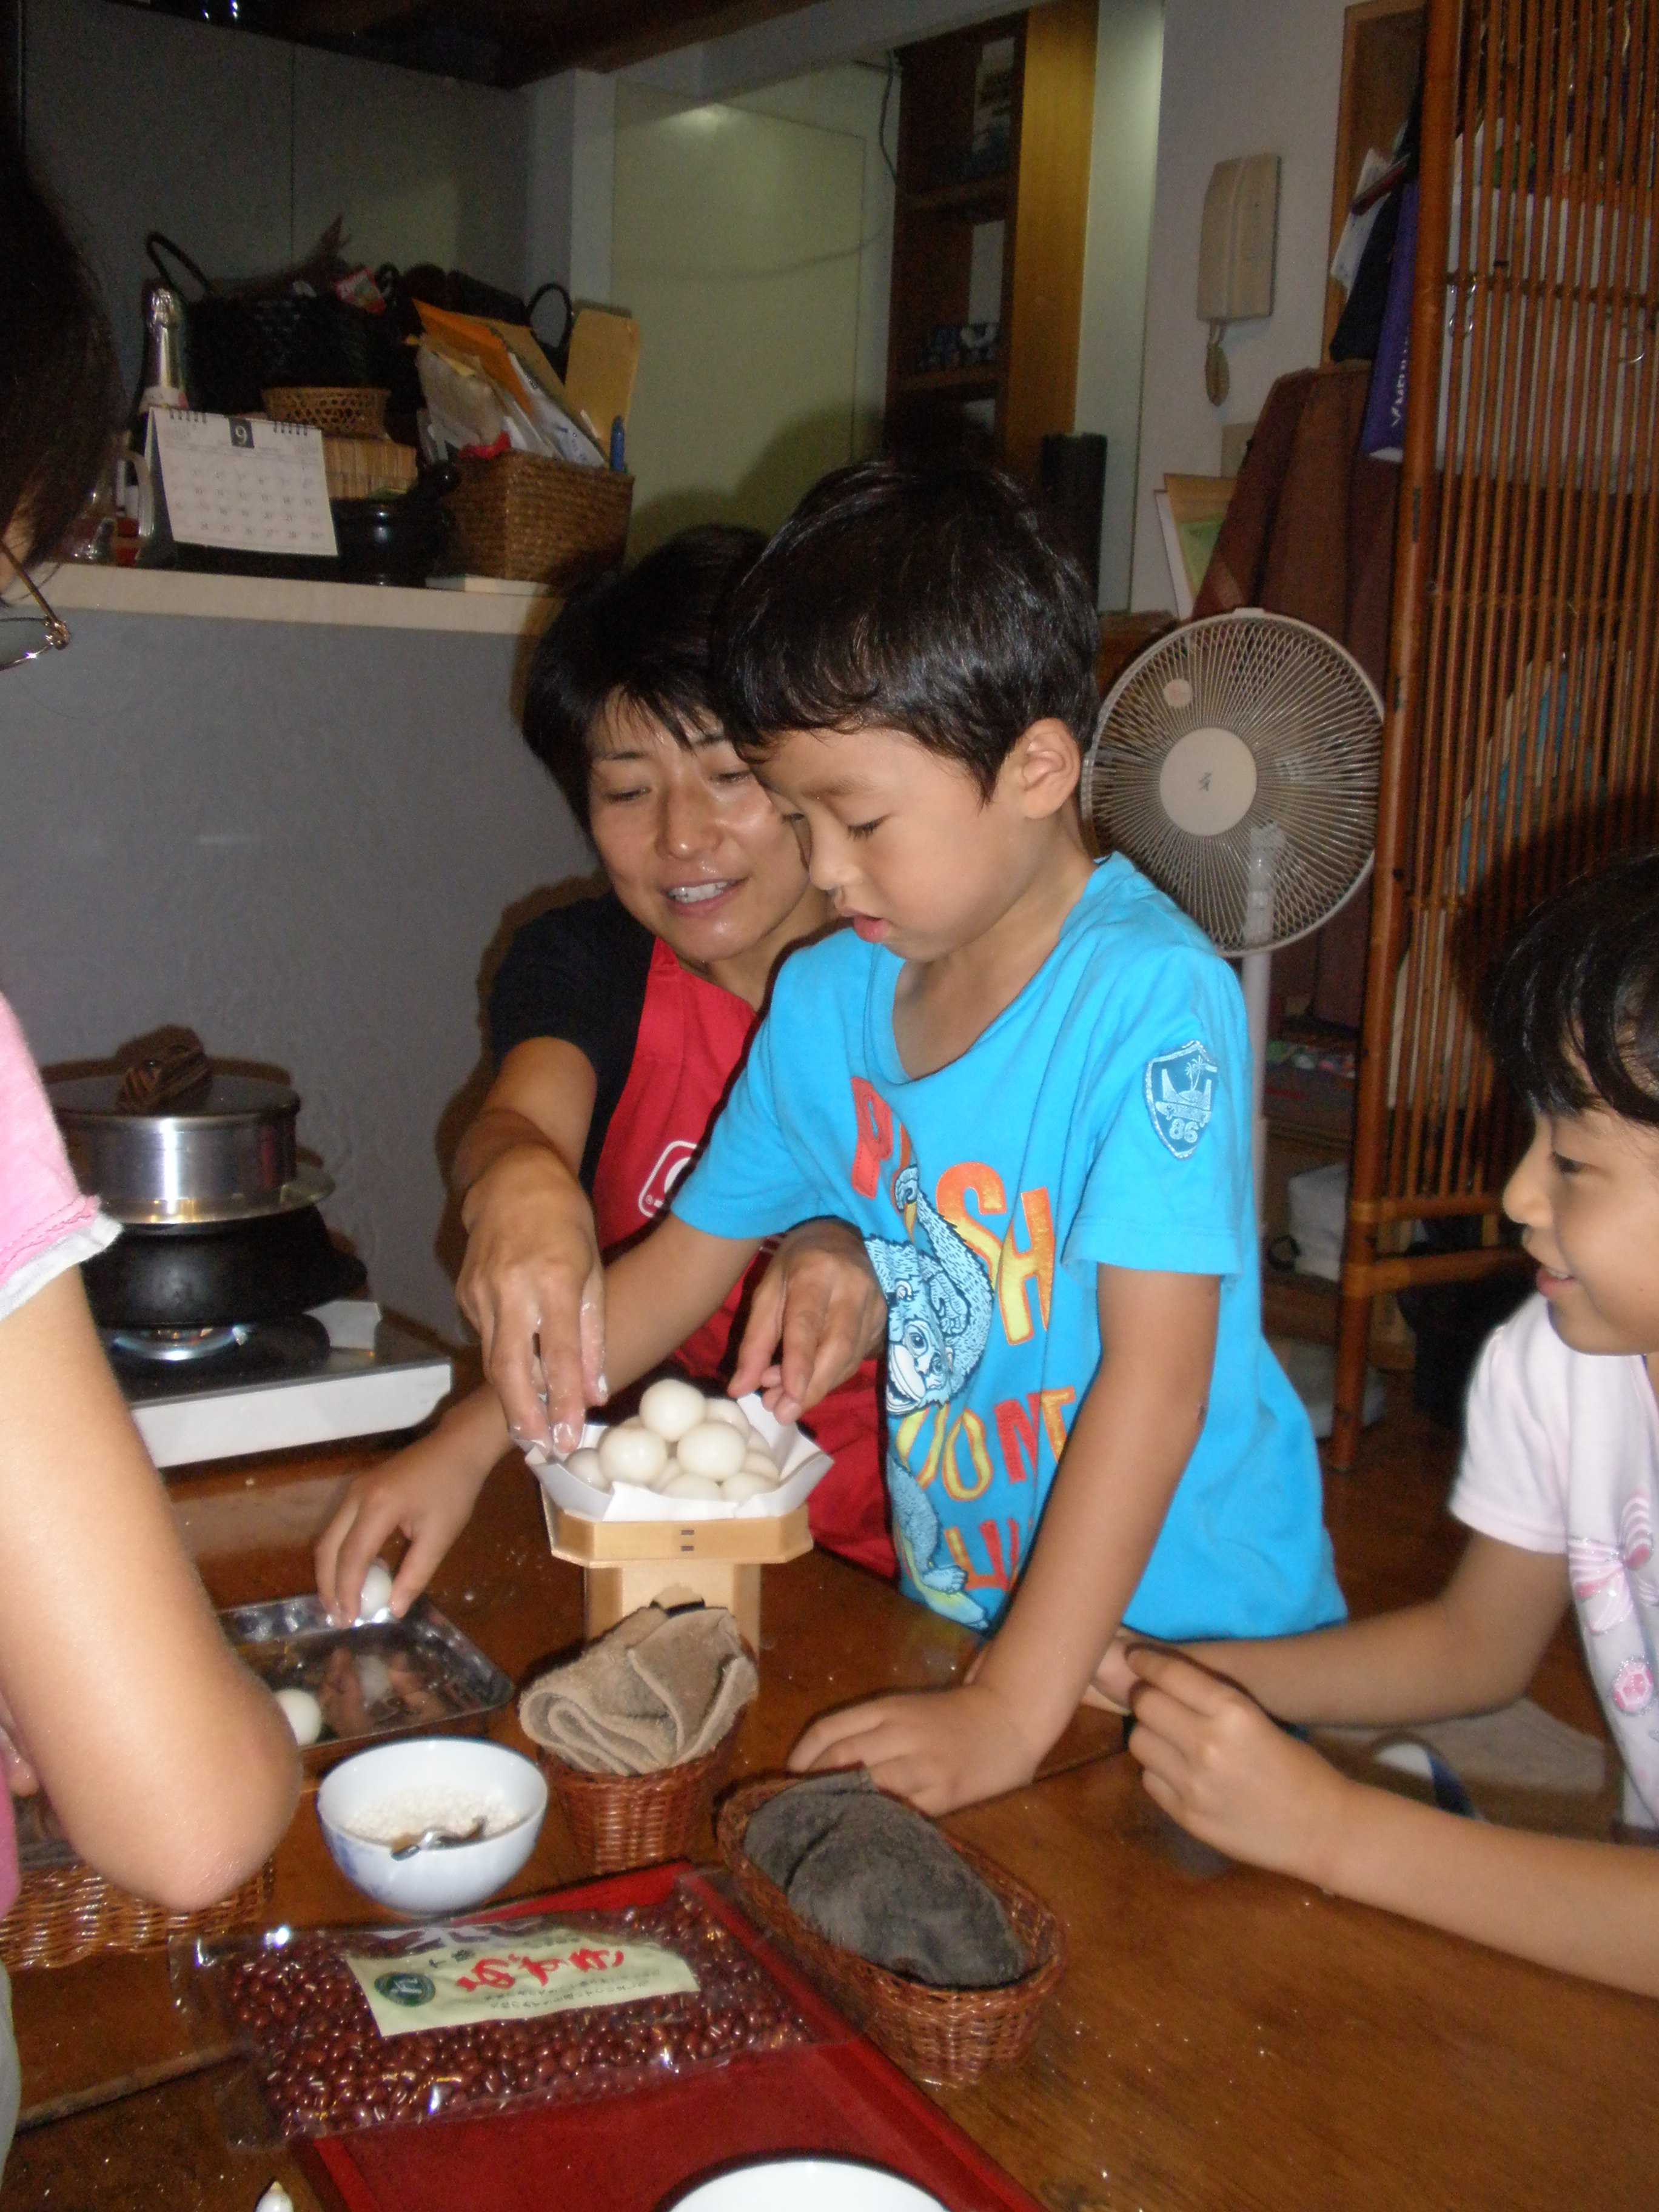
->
[298,1865,1039,2212]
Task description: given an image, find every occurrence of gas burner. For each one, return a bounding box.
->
[104,1314,335,1399]
[107,1324,250,1365]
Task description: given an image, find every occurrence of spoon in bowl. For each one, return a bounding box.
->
[388,1817,486,1860]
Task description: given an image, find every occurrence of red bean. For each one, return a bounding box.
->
[215,1889,809,2137]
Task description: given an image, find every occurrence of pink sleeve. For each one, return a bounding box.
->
[0,993,101,1291]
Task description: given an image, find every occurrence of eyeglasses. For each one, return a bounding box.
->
[0,557,71,672]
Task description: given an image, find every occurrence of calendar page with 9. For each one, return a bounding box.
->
[152,411,338,558]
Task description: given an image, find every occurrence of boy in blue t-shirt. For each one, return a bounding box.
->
[580,460,1342,1814]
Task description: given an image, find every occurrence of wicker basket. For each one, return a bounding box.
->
[322,435,419,501]
[539,1717,742,1877]
[716,1777,1065,2088]
[263,386,389,436]
[446,451,632,586]
[0,1855,275,1972]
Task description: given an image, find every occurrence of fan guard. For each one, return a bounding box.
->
[1082,611,1382,954]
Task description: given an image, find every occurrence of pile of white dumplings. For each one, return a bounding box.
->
[566,1378,783,1504]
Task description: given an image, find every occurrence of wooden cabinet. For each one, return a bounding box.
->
[884,1,1096,484]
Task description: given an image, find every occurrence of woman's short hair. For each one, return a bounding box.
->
[521,525,766,833]
[1486,851,1659,1129]
[1,131,120,565]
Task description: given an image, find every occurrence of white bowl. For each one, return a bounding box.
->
[673,2163,945,2212]
[316,1737,547,1917]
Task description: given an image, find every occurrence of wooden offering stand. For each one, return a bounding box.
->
[540,1492,812,1649]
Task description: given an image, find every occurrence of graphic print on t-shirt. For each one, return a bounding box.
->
[853,1077,1069,1631]
[866,1162,996,1623]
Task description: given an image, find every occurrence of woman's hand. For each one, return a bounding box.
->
[457,1139,606,1456]
[1124,1646,1355,1885]
[788,1683,1041,1816]
[728,1218,886,1422]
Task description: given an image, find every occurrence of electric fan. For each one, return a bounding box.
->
[1081,609,1384,1432]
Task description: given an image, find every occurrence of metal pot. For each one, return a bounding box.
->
[81,1208,366,1331]
[49,1070,326,1227]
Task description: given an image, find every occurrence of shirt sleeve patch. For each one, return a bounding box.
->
[1143,1041,1219,1159]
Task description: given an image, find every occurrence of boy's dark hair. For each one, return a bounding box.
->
[1486,852,1659,1128]
[1,130,121,566]
[521,525,766,833]
[714,458,1100,793]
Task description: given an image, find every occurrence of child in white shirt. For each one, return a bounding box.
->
[1101,852,1659,1996]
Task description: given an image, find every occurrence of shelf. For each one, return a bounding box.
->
[38,562,558,637]
[895,365,1000,397]
[904,173,1010,218]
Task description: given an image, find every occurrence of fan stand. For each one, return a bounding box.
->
[1139,707,1385,1441]
[1157,725,1278,1229]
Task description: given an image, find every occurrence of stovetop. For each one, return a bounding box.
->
[109,1299,453,1469]
[106,1315,334,1396]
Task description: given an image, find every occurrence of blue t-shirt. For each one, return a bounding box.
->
[674,857,1343,1640]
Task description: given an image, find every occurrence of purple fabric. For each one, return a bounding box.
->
[1361,178,1418,459]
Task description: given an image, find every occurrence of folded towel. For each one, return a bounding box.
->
[745,1768,1027,1990]
[519,1603,756,1776]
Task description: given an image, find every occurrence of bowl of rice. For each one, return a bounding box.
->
[316,1737,547,1915]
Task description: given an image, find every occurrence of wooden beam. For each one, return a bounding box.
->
[500,0,809,84]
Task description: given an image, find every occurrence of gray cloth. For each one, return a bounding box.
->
[745,1768,1027,1990]
[518,1604,756,1776]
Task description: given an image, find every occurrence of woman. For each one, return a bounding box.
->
[0,133,300,2170]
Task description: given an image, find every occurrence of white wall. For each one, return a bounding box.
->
[1074,0,1163,610]
[1130,0,1350,609]
[609,65,894,549]
[1,608,588,1338]
[24,0,528,395]
[525,69,616,304]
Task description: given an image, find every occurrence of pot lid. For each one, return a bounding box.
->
[49,1070,299,1125]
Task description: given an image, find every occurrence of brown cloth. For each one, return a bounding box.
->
[1194,362,1399,1028]
[518,1604,757,1776]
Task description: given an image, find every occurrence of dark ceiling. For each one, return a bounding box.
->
[106,0,821,89]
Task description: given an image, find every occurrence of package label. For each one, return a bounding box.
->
[343,1925,699,2038]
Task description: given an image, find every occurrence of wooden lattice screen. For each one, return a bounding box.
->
[1332,0,1659,1464]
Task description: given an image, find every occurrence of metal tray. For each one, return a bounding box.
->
[221,1594,514,1771]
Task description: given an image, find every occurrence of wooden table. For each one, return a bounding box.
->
[3,1439,1655,2212]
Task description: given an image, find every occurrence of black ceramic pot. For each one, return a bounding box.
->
[330,464,459,586]
[83,1205,366,1331]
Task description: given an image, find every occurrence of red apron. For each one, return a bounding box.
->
[589,940,894,1580]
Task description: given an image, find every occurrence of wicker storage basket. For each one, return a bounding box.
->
[322,435,419,501]
[539,1716,742,1877]
[0,1855,275,1972]
[716,1777,1065,2087]
[446,452,632,586]
[263,386,389,436]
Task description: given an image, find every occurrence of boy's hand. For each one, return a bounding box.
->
[1124,1646,1353,1885]
[315,1401,504,1626]
[729,1218,886,1423]
[788,1684,1039,1815]
[457,1142,606,1456]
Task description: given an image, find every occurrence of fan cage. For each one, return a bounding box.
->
[1082,610,1383,954]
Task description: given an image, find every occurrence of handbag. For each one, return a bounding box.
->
[144,233,421,417]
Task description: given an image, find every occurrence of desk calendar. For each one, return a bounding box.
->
[151,411,337,557]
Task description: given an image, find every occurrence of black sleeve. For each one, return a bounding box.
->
[486,893,654,1191]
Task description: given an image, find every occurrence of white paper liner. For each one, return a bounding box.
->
[527,1393,832,1523]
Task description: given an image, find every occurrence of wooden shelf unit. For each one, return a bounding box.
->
[883,1,1097,483]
